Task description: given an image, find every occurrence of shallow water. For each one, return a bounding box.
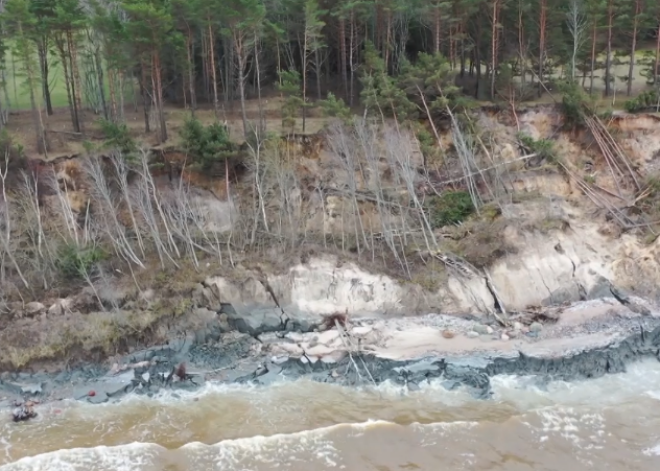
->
[2,360,660,470]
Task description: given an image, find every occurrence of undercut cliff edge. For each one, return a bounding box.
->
[4,107,660,412]
[2,291,660,410]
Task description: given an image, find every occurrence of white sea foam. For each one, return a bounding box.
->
[533,407,606,448]
[645,390,660,401]
[0,442,166,471]
[490,358,660,409]
[181,420,392,470]
[642,443,660,456]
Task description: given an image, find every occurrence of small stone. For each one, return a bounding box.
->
[486,326,494,334]
[501,333,510,341]
[526,331,539,338]
[508,330,519,338]
[513,322,523,331]
[88,390,96,397]
[441,330,455,339]
[473,325,489,335]
[529,322,543,333]
[466,331,480,338]
[21,384,42,395]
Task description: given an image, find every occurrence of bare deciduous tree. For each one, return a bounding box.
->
[566,0,588,80]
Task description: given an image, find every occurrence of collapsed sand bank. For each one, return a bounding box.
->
[2,296,660,414]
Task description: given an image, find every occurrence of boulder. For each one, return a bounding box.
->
[529,322,543,333]
[12,402,37,422]
[48,298,72,316]
[226,307,287,336]
[24,302,45,317]
[542,282,586,306]
[587,277,614,300]
[191,284,221,311]
[473,324,489,335]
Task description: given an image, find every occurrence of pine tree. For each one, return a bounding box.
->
[122,0,174,143]
[222,0,267,138]
[3,0,48,153]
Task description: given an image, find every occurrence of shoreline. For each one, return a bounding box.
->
[2,298,660,412]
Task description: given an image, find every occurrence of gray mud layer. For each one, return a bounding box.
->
[2,299,660,409]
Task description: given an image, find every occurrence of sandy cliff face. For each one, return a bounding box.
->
[5,107,660,370]
[198,109,660,317]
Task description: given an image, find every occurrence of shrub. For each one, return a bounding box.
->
[320,92,353,124]
[278,70,304,132]
[98,119,136,155]
[179,118,238,170]
[0,130,27,175]
[624,90,659,113]
[416,127,442,164]
[449,219,517,268]
[557,80,591,129]
[56,243,105,280]
[426,191,475,228]
[517,133,558,164]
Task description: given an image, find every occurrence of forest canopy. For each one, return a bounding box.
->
[0,0,659,153]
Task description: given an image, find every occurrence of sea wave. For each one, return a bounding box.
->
[0,421,395,471]
[0,442,167,471]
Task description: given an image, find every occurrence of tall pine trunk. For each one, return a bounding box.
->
[186,29,196,117]
[67,30,84,134]
[517,0,526,85]
[235,34,248,139]
[538,0,547,97]
[490,0,500,100]
[208,20,220,118]
[94,45,108,119]
[56,38,77,131]
[433,4,441,54]
[201,32,210,102]
[152,51,167,143]
[254,31,265,132]
[384,10,392,71]
[604,0,614,97]
[108,67,117,122]
[302,29,308,132]
[475,18,482,98]
[589,20,597,94]
[38,39,53,116]
[18,25,47,154]
[349,11,355,106]
[118,71,125,122]
[338,16,348,100]
[139,59,151,133]
[315,47,322,100]
[626,0,641,96]
[655,21,660,85]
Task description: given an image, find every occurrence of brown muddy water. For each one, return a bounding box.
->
[2,360,660,471]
